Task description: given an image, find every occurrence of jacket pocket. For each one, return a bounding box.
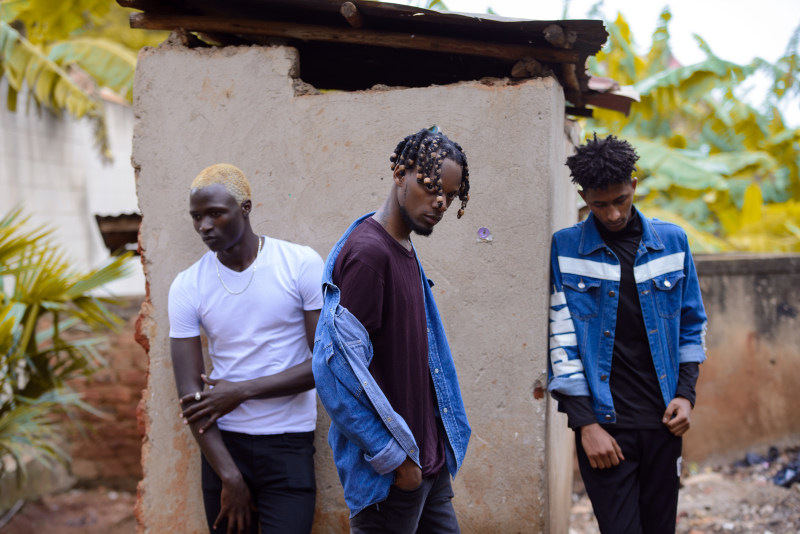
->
[562,274,602,320]
[652,271,685,318]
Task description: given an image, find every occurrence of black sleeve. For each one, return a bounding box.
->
[674,362,700,406]
[551,391,596,429]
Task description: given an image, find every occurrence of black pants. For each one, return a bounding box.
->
[350,469,460,534]
[201,430,316,534]
[576,426,682,534]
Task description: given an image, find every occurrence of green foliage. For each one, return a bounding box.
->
[0,0,167,159]
[0,208,132,484]
[586,9,800,252]
[48,37,137,101]
[0,21,110,158]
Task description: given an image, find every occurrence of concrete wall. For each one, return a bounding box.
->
[133,42,576,533]
[0,79,144,296]
[685,254,800,465]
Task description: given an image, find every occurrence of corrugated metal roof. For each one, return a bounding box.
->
[120,0,633,115]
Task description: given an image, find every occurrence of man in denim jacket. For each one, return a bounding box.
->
[313,128,471,533]
[548,135,707,533]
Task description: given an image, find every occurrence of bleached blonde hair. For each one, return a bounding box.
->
[190,164,251,204]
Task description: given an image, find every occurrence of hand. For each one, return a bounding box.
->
[393,457,422,490]
[180,374,244,434]
[580,423,625,469]
[215,475,253,533]
[663,396,692,436]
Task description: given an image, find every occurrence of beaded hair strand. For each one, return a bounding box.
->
[389,128,471,218]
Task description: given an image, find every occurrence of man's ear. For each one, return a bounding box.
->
[631,177,638,194]
[392,165,405,187]
[578,189,586,202]
[241,199,252,216]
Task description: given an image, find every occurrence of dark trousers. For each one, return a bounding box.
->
[576,426,682,534]
[350,469,460,534]
[201,430,316,534]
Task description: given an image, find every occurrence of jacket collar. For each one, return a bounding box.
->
[322,212,375,285]
[578,205,664,255]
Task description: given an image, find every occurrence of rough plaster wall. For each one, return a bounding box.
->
[544,120,581,534]
[133,42,571,533]
[0,81,144,296]
[685,259,800,465]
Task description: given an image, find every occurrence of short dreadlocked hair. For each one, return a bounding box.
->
[566,134,639,191]
[389,127,471,218]
[190,164,251,205]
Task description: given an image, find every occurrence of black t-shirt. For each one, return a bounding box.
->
[597,209,665,428]
[557,210,700,428]
[333,217,445,476]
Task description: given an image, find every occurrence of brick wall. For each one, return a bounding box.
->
[65,298,146,491]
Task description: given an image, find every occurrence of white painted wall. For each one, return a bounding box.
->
[0,79,144,296]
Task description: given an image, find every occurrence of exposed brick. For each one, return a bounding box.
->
[118,368,147,388]
[63,298,146,488]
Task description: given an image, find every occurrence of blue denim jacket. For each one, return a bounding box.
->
[547,207,707,423]
[312,213,471,516]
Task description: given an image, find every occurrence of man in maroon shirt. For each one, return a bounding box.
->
[333,127,470,533]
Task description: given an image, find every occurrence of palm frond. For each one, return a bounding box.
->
[47,37,136,101]
[0,21,110,159]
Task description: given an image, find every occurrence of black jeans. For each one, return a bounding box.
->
[350,468,460,534]
[201,430,316,534]
[576,426,682,534]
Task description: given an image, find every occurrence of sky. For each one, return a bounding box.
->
[396,0,800,123]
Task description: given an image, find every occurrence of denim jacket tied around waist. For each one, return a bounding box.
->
[547,207,708,424]
[312,212,471,516]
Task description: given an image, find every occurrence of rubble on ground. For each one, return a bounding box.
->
[570,445,800,534]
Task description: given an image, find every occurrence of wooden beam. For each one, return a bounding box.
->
[565,106,593,118]
[129,13,580,64]
[340,2,365,29]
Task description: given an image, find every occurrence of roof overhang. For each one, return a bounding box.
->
[120,0,629,116]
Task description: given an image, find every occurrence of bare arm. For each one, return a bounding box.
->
[170,336,252,534]
[180,309,321,432]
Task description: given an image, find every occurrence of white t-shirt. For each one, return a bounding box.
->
[168,236,323,435]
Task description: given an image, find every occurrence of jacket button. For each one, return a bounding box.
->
[578,281,586,289]
[604,330,611,337]
[434,368,439,374]
[604,414,612,421]
[608,290,615,297]
[443,408,448,414]
[600,374,608,381]
[664,280,672,288]
[409,449,415,454]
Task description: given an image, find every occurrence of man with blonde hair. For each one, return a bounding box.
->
[169,164,323,533]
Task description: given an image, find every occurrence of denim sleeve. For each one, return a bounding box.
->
[547,237,591,397]
[678,235,708,364]
[312,340,409,475]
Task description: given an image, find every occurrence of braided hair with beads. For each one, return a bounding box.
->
[389,127,471,218]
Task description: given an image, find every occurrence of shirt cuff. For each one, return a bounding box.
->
[552,392,596,429]
[364,438,408,475]
[675,362,700,407]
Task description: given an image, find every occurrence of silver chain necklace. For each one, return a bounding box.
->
[215,236,263,295]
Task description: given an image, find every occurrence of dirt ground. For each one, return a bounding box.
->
[2,447,799,533]
[1,488,137,534]
[570,445,800,534]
